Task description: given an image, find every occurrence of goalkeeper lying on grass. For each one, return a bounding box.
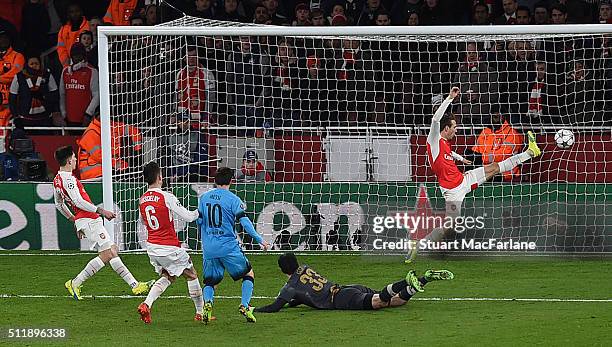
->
[255,253,453,312]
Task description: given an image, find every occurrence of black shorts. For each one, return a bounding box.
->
[333,285,377,310]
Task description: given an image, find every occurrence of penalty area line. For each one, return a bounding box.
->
[1,294,610,303]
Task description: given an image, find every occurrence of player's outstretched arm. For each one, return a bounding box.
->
[254,296,289,313]
[166,193,199,222]
[63,177,115,220]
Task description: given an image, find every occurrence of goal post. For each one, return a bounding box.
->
[98,19,612,253]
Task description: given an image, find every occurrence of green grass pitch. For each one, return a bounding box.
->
[0,253,611,346]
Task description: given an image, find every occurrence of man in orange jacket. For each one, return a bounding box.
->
[104,0,145,26]
[471,112,524,182]
[0,30,24,152]
[78,113,142,180]
[57,3,89,67]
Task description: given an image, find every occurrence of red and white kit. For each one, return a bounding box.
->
[139,188,199,277]
[426,97,487,214]
[53,171,112,250]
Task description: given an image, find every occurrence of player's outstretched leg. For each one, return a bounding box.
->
[495,131,541,179]
[182,268,204,321]
[100,246,154,294]
[65,256,106,300]
[138,275,173,324]
[373,271,425,309]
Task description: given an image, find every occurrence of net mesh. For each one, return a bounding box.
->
[105,16,611,253]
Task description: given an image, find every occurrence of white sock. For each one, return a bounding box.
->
[109,257,138,288]
[144,277,171,308]
[73,256,105,287]
[498,151,532,173]
[187,279,204,314]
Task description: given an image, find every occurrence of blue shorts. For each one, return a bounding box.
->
[203,249,252,286]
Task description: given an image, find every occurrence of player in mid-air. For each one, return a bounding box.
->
[136,161,205,324]
[407,87,542,261]
[53,146,153,299]
[255,253,453,313]
[198,167,270,323]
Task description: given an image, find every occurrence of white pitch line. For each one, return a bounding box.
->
[1,294,610,303]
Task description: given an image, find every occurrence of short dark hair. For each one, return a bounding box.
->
[54,146,74,166]
[440,113,456,131]
[550,3,567,14]
[278,253,299,275]
[143,161,161,185]
[215,167,234,186]
[516,5,530,15]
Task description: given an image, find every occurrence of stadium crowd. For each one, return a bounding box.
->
[0,0,611,181]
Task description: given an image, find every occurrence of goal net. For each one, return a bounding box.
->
[99,17,612,254]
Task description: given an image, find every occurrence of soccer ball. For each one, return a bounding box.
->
[554,129,575,149]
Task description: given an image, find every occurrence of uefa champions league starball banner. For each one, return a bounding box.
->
[0,183,610,252]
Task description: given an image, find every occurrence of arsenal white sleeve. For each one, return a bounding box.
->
[53,188,74,220]
[451,151,466,162]
[164,192,199,222]
[63,176,99,213]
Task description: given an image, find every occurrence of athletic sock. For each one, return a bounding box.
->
[73,256,105,287]
[144,277,171,308]
[109,257,138,288]
[379,280,408,302]
[241,276,254,307]
[498,151,531,173]
[187,279,204,314]
[398,286,418,301]
[419,277,429,287]
[203,285,215,303]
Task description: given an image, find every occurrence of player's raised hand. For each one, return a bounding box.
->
[260,241,270,251]
[449,86,460,99]
[75,229,86,240]
[462,158,473,165]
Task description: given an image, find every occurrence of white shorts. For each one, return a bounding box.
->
[146,243,193,277]
[75,217,113,252]
[440,167,487,216]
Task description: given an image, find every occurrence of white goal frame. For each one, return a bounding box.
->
[97,23,612,241]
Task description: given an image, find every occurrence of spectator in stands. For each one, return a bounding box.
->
[0,30,24,153]
[57,3,89,67]
[563,60,605,124]
[159,109,208,183]
[293,3,311,26]
[391,0,422,25]
[234,149,271,182]
[329,3,347,24]
[89,16,103,44]
[515,5,531,24]
[500,40,536,124]
[470,110,523,182]
[452,41,499,124]
[104,0,145,26]
[226,36,265,128]
[79,31,97,68]
[21,0,52,56]
[375,10,391,25]
[600,2,612,24]
[129,15,145,26]
[144,4,159,25]
[550,3,568,24]
[407,11,420,26]
[58,43,99,127]
[494,0,517,24]
[472,2,491,25]
[300,55,330,125]
[357,0,386,26]
[331,13,349,26]
[333,38,375,124]
[216,0,247,22]
[265,38,301,127]
[310,9,327,26]
[253,4,272,24]
[533,2,549,24]
[262,0,288,25]
[8,55,59,130]
[420,0,449,25]
[191,0,215,19]
[527,61,559,124]
[176,46,217,127]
